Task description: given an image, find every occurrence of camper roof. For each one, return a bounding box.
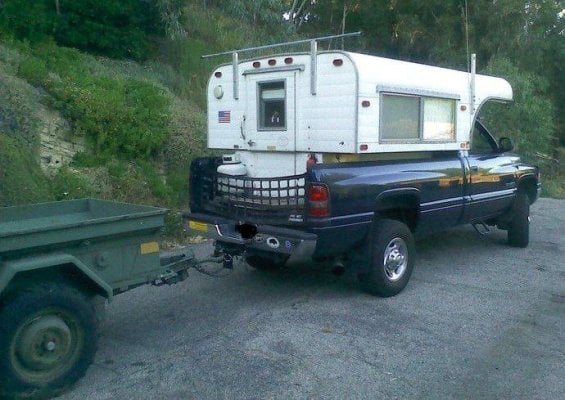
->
[346,52,512,109]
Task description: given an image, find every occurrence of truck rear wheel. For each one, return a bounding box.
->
[507,193,530,248]
[0,282,98,399]
[358,219,415,297]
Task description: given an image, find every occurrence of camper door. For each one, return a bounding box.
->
[244,72,296,152]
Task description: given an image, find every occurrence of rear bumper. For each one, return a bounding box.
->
[183,213,317,263]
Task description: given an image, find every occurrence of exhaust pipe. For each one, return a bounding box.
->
[266,237,280,249]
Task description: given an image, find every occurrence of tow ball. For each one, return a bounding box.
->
[223,253,234,269]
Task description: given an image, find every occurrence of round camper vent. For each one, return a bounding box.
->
[333,59,344,67]
[268,59,277,66]
[362,100,371,108]
[284,57,293,64]
[253,61,261,68]
[214,71,222,78]
[214,85,224,99]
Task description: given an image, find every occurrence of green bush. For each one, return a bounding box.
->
[59,76,171,158]
[164,98,209,206]
[137,160,171,200]
[16,56,49,86]
[0,0,166,60]
[0,134,53,206]
[0,1,56,43]
[15,45,173,160]
[51,168,97,200]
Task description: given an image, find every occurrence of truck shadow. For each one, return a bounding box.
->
[98,225,512,340]
[249,224,509,290]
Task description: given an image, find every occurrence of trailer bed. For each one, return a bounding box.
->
[0,199,167,255]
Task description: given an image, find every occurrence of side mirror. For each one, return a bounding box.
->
[498,137,514,153]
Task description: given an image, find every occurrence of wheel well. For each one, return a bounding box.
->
[374,194,419,232]
[518,177,538,204]
[1,264,106,303]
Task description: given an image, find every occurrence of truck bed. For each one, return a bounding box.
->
[0,199,167,255]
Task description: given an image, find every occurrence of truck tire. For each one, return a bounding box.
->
[507,193,530,248]
[358,219,415,297]
[0,282,98,399]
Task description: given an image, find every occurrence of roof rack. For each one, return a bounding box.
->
[202,32,362,98]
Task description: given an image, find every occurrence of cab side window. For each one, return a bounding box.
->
[471,121,497,153]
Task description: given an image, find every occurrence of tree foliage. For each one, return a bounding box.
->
[0,0,184,59]
[289,0,562,156]
[481,57,554,164]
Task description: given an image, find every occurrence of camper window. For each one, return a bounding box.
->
[381,94,420,140]
[258,81,286,130]
[380,94,456,142]
[423,98,455,140]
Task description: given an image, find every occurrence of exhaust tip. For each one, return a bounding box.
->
[266,237,280,249]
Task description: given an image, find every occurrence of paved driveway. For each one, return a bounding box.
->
[58,198,564,400]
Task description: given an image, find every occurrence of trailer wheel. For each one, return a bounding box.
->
[507,193,530,248]
[0,282,98,399]
[358,219,415,297]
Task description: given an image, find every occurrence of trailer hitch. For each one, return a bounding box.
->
[151,245,241,285]
[223,253,234,269]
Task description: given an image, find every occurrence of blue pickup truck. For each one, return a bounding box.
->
[185,40,540,296]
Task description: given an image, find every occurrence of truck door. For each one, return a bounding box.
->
[465,121,517,221]
[244,72,296,153]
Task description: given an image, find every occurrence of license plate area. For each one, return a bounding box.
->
[236,223,258,239]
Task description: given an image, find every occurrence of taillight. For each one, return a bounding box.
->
[308,184,330,217]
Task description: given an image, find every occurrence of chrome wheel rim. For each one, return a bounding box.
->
[382,237,408,281]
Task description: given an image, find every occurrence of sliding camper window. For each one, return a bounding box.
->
[380,94,456,142]
[258,81,286,130]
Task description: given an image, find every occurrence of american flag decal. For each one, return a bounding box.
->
[218,111,231,123]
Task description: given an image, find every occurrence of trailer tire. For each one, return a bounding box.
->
[358,219,415,297]
[0,282,97,399]
[507,193,530,248]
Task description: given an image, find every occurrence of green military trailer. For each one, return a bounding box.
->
[0,199,202,399]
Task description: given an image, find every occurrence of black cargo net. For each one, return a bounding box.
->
[203,173,307,222]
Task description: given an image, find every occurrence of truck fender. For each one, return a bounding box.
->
[516,173,539,203]
[0,253,113,300]
[373,188,421,230]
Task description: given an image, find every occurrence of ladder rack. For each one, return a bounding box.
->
[202,32,362,98]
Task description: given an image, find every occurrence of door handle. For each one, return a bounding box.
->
[247,140,256,147]
[240,116,246,140]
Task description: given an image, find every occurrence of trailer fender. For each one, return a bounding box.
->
[0,253,113,299]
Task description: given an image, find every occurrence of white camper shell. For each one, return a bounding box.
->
[207,46,512,177]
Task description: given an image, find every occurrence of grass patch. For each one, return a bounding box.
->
[0,134,53,206]
[541,147,564,199]
[51,167,97,200]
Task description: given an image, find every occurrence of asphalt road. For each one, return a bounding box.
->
[58,198,564,400]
